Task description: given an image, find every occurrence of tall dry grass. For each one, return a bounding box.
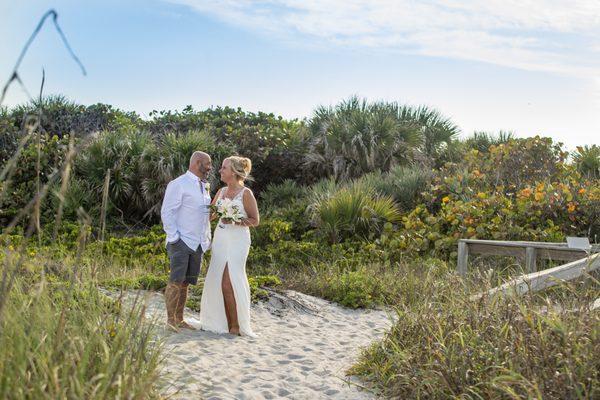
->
[351,269,600,399]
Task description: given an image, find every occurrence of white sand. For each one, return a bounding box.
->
[123,289,393,399]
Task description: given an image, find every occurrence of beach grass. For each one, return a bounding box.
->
[0,245,163,399]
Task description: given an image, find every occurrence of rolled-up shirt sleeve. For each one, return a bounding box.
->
[161,181,182,243]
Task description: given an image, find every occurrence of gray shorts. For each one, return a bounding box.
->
[166,238,203,285]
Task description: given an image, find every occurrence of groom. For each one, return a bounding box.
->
[160,151,213,331]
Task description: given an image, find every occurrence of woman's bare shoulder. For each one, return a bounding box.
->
[242,187,256,199]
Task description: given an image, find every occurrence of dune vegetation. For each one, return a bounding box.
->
[1,95,598,398]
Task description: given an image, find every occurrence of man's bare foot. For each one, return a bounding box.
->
[166,321,180,332]
[178,321,197,330]
[229,328,241,336]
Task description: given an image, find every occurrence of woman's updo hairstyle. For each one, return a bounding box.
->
[226,156,253,181]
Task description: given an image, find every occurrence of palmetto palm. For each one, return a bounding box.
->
[140,130,235,218]
[308,179,401,243]
[573,145,600,179]
[75,130,153,221]
[395,104,459,160]
[305,97,456,180]
[464,131,514,153]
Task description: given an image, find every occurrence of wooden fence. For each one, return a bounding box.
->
[471,253,600,300]
[457,239,599,277]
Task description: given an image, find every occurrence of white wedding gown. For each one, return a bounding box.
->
[199,187,257,337]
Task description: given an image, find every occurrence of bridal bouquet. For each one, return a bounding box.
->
[210,198,243,225]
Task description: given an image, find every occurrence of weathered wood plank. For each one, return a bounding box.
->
[525,247,537,273]
[460,239,599,252]
[536,248,588,262]
[468,242,527,258]
[457,241,469,277]
[473,253,600,299]
[460,239,567,247]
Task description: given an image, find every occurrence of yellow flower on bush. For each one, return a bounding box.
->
[520,188,532,197]
[567,202,576,213]
[442,196,450,204]
[578,188,586,195]
[534,191,544,201]
[476,192,487,199]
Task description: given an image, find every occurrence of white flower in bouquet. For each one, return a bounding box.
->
[212,198,243,224]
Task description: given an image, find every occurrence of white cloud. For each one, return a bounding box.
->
[167,0,600,77]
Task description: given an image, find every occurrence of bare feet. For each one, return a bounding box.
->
[178,321,197,330]
[166,321,180,332]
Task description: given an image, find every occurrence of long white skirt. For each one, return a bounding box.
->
[199,223,257,337]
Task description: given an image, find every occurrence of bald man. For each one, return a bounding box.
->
[161,151,213,331]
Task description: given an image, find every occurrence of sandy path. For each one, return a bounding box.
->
[126,289,393,399]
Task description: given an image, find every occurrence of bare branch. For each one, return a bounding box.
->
[0,9,86,105]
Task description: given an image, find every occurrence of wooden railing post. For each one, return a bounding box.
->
[525,246,537,273]
[458,240,469,277]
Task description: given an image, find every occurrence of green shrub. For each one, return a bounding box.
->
[252,218,293,247]
[259,179,305,208]
[284,258,452,309]
[359,165,433,212]
[249,275,282,302]
[102,273,169,291]
[0,106,20,164]
[393,177,599,259]
[308,181,401,243]
[248,233,397,280]
[434,136,569,199]
[8,95,140,138]
[248,240,329,275]
[256,180,313,239]
[0,133,71,225]
[322,268,381,308]
[145,105,308,190]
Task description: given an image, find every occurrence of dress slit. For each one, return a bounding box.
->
[220,262,241,328]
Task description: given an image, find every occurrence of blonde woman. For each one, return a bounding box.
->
[199,156,260,337]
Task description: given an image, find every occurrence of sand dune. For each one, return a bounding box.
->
[123,289,393,399]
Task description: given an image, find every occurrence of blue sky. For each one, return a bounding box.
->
[1,0,599,148]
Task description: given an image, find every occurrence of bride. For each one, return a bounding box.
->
[199,156,260,337]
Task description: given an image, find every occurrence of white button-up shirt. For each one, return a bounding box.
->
[160,171,212,252]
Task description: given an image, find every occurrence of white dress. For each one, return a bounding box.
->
[199,187,257,337]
